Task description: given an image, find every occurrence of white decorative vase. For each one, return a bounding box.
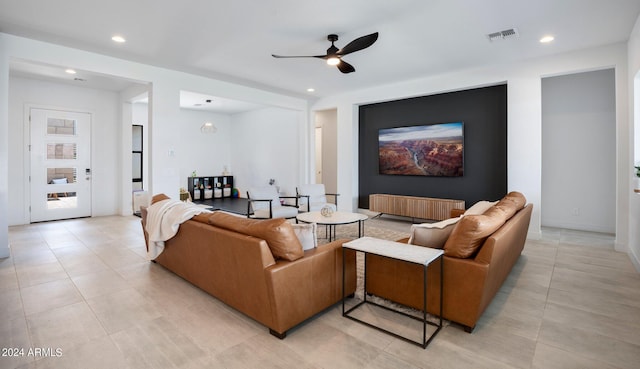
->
[320,205,334,217]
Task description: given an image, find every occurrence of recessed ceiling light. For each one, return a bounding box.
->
[307,88,315,92]
[540,35,555,43]
[65,69,76,74]
[111,35,126,43]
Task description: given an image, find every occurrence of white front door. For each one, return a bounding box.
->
[30,108,92,222]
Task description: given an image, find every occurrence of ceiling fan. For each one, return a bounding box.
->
[271,32,379,74]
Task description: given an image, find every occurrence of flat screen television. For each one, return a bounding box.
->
[378,122,464,176]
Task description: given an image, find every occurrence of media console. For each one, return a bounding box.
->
[369,194,464,221]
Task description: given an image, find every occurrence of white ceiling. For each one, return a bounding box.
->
[178,91,266,114]
[9,60,266,114]
[9,59,142,92]
[2,0,640,102]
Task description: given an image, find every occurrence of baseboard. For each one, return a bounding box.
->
[629,246,640,273]
[0,245,9,258]
[614,240,627,253]
[527,230,542,240]
[542,219,614,235]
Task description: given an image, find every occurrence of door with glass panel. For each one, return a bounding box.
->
[30,108,92,222]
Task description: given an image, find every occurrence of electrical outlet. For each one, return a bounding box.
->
[572,208,580,216]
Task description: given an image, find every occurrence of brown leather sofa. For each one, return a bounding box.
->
[365,192,532,332]
[141,194,356,339]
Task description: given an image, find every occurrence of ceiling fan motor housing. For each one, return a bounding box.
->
[327,34,339,54]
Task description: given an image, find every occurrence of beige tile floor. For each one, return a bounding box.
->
[1,215,639,369]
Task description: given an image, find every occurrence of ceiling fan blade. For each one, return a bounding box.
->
[337,32,379,56]
[337,60,355,74]
[271,54,327,59]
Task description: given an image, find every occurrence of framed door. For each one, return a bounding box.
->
[30,108,92,222]
[315,126,323,183]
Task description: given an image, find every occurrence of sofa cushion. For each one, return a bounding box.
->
[495,191,526,216]
[291,223,317,251]
[464,200,498,216]
[151,193,211,224]
[208,212,304,261]
[444,191,527,258]
[408,216,461,249]
[151,193,170,204]
[191,213,213,224]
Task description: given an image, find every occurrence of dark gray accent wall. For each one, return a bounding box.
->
[358,84,508,210]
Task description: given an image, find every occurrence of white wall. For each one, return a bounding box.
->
[541,69,616,233]
[8,76,121,225]
[122,99,202,215]
[627,14,640,271]
[130,103,233,192]
[0,32,308,237]
[230,107,303,197]
[176,109,232,189]
[0,39,9,257]
[311,42,629,243]
[132,102,148,126]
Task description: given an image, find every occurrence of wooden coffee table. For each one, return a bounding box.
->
[296,211,368,241]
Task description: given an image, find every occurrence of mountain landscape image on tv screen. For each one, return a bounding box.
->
[378,122,464,176]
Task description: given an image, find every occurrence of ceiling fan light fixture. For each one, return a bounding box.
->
[326,57,340,66]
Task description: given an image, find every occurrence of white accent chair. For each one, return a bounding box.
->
[246,186,299,219]
[296,184,339,212]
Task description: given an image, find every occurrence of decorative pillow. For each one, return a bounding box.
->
[444,191,527,258]
[51,178,68,184]
[208,212,304,261]
[443,214,505,258]
[408,216,461,249]
[496,191,526,216]
[464,200,498,216]
[291,223,317,251]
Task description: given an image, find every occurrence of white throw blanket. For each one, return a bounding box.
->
[145,199,210,260]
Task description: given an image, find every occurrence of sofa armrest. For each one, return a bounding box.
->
[450,208,465,218]
[140,206,149,252]
[263,239,356,335]
[440,256,489,328]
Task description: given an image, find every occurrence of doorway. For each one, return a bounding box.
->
[541,69,616,234]
[315,127,323,183]
[314,109,337,193]
[29,108,92,222]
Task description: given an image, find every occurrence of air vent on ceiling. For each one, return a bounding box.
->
[487,28,519,42]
